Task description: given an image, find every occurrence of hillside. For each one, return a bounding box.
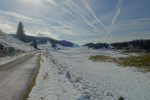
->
[11,34,76,47]
[0,33,34,51]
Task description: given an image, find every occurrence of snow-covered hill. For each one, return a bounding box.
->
[0,34,34,51]
[0,32,35,66]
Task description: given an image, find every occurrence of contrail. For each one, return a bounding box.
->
[82,0,106,29]
[43,0,105,35]
[108,0,123,34]
[43,16,93,35]
[65,0,104,34]
[45,0,74,16]
[44,0,95,34]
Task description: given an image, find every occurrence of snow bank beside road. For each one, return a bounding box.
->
[28,54,82,100]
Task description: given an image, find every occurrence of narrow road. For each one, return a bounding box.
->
[0,53,38,100]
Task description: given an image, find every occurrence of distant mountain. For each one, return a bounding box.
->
[59,40,74,47]
[84,43,109,49]
[10,33,76,47]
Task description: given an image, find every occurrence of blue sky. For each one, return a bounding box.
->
[0,0,150,44]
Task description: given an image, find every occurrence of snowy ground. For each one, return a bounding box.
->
[28,53,82,100]
[29,45,150,100]
[0,52,33,66]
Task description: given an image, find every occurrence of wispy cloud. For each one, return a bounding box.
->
[0,9,45,24]
[113,18,150,33]
[0,0,149,44]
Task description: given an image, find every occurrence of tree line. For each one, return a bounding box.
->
[16,21,75,48]
[84,39,150,52]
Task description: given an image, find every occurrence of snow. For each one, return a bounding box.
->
[50,47,150,100]
[0,34,34,51]
[28,53,82,100]
[0,52,33,66]
[29,44,150,100]
[0,34,35,65]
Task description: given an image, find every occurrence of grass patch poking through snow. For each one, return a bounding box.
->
[89,54,150,71]
[89,55,113,62]
[118,54,150,71]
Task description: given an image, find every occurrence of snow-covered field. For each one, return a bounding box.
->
[29,44,150,100]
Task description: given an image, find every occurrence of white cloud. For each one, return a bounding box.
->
[35,31,60,40]
[0,23,15,33]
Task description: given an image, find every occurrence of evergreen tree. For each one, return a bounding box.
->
[0,29,2,35]
[33,37,37,49]
[16,21,26,42]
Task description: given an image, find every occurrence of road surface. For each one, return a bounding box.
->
[0,53,38,100]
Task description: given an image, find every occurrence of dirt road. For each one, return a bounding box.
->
[0,53,38,100]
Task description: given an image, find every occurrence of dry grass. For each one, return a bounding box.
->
[89,54,150,72]
[118,54,150,71]
[40,97,45,100]
[74,76,82,83]
[89,55,113,62]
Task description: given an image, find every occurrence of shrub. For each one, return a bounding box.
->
[118,96,124,100]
